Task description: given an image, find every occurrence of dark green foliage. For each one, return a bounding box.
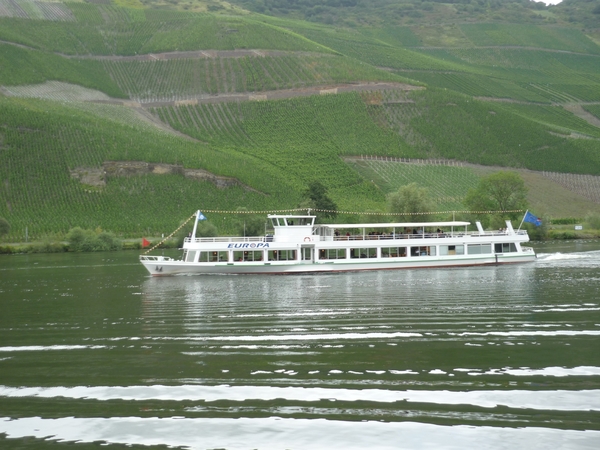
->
[236,214,267,236]
[524,217,548,240]
[66,227,121,252]
[304,181,338,220]
[0,217,10,236]
[229,0,560,27]
[552,218,582,225]
[584,212,600,230]
[387,182,433,221]
[196,221,219,237]
[464,171,528,227]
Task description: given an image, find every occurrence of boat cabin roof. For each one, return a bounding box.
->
[317,221,470,229]
[268,214,316,226]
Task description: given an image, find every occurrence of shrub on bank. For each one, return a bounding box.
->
[0,241,67,254]
[66,227,122,252]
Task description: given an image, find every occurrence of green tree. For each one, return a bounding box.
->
[234,208,266,236]
[584,212,600,230]
[303,181,338,221]
[464,171,527,228]
[0,217,10,237]
[196,221,219,237]
[387,183,433,222]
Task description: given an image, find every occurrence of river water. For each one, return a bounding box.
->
[1,241,599,449]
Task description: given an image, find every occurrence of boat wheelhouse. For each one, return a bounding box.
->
[139,211,536,276]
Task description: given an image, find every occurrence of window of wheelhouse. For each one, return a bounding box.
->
[494,243,517,253]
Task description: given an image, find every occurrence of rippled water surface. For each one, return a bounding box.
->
[1,242,600,449]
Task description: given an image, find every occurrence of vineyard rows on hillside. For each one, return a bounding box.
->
[1,6,600,240]
[541,172,600,204]
[0,0,74,21]
[0,5,332,55]
[459,24,600,54]
[0,96,303,239]
[101,54,402,102]
[349,158,480,212]
[2,80,111,102]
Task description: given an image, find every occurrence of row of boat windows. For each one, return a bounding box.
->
[187,243,517,262]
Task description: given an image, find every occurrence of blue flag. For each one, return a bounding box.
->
[197,211,207,221]
[523,211,541,226]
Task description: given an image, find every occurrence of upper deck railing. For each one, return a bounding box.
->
[185,229,527,244]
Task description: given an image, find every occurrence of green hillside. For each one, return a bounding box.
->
[1,0,600,242]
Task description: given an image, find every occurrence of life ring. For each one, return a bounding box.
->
[304,237,311,242]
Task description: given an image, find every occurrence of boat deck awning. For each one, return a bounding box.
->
[316,221,470,229]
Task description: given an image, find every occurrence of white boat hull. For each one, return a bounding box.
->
[141,253,536,276]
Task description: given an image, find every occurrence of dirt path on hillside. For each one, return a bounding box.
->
[472,97,600,130]
[562,104,600,128]
[409,46,600,57]
[68,49,327,61]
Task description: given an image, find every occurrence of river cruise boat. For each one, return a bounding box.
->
[140,211,536,276]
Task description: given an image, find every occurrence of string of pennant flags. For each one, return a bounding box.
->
[194,208,527,216]
[142,212,197,255]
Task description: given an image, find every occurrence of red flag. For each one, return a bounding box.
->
[142,238,150,248]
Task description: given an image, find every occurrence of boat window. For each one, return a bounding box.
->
[185,250,197,262]
[350,248,377,259]
[233,250,263,262]
[494,243,517,253]
[319,248,347,260]
[197,251,229,262]
[468,244,492,255]
[439,245,464,256]
[301,248,312,261]
[271,218,278,228]
[411,246,436,257]
[381,247,407,257]
[268,250,296,261]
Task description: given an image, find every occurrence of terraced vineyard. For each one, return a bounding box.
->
[0,2,599,241]
[0,0,74,21]
[0,5,332,55]
[402,48,600,103]
[0,95,297,238]
[103,53,404,102]
[349,158,480,212]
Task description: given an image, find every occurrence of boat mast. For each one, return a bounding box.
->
[190,210,201,239]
